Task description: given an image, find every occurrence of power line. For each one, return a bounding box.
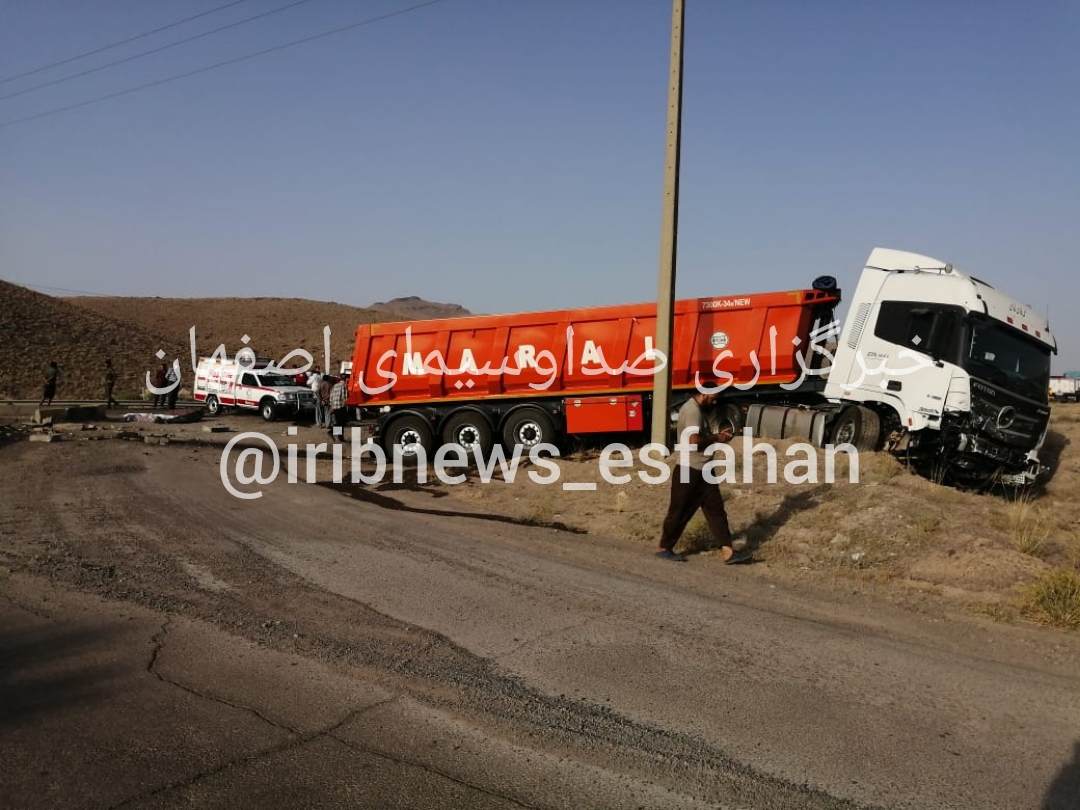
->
[10,282,118,296]
[0,0,449,131]
[0,0,256,85]
[0,0,315,102]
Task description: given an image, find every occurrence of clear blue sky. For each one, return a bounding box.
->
[1,0,1077,370]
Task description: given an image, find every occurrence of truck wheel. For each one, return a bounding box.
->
[206,395,220,416]
[384,414,433,462]
[829,405,881,452]
[442,411,494,458]
[260,398,277,422]
[719,403,744,434]
[502,407,555,453]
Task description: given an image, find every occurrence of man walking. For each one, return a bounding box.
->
[40,361,58,406]
[655,391,751,564]
[104,360,119,408]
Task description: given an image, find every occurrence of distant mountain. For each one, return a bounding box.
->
[368,296,472,321]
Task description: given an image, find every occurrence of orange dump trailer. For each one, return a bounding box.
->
[346,281,840,456]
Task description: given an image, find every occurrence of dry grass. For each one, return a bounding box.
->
[1018,568,1080,629]
[1004,490,1051,559]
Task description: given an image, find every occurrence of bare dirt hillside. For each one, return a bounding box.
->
[0,280,189,401]
[68,295,472,371]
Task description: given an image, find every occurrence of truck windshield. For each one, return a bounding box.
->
[963,319,1050,401]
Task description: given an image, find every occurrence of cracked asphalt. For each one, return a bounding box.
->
[2,439,1080,809]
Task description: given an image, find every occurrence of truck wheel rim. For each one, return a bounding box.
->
[835,421,855,444]
[516,421,542,448]
[397,429,423,454]
[455,425,482,450]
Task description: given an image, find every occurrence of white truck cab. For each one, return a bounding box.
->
[824,248,1056,487]
[193,354,317,421]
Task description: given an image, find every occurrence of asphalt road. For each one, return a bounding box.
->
[2,439,1079,809]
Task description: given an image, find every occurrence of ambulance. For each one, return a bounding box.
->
[193,354,317,421]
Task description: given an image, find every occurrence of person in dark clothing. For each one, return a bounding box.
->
[655,391,751,564]
[40,362,58,406]
[152,364,168,410]
[104,360,119,408]
[165,365,179,410]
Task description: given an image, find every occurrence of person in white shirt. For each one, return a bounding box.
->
[308,367,325,427]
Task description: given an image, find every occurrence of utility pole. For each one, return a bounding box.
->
[650,0,685,449]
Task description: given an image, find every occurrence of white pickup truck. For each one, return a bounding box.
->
[193,355,317,421]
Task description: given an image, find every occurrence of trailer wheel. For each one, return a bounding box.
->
[383,414,433,462]
[442,411,494,458]
[829,405,881,452]
[206,395,221,416]
[502,408,555,454]
[260,398,277,422]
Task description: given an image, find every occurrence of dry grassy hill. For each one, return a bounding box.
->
[68,294,472,372]
[0,280,189,401]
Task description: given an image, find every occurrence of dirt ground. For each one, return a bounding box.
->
[5,405,1080,808]
[15,400,1080,631]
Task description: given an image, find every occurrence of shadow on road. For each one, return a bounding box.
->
[320,475,588,534]
[0,620,120,729]
[1043,739,1080,810]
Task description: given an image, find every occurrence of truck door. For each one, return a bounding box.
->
[837,301,962,431]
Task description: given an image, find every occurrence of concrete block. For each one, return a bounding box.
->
[33,410,60,424]
[29,434,55,443]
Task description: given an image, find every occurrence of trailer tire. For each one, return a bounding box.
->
[206,395,221,416]
[442,410,494,458]
[829,405,881,452]
[383,414,433,463]
[502,407,555,454]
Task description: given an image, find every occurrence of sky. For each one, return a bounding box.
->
[1,0,1077,370]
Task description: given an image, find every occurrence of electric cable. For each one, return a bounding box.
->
[0,0,448,130]
[0,0,314,101]
[0,0,256,85]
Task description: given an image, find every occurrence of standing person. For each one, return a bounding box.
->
[104,360,119,408]
[655,391,751,564]
[152,363,168,410]
[327,375,348,438]
[308,365,324,427]
[317,373,334,429]
[40,361,58,406]
[165,364,179,410]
